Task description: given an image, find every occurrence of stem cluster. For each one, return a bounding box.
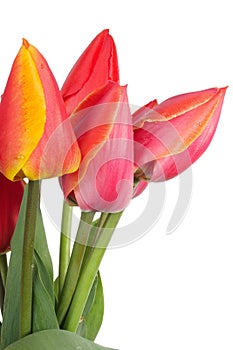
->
[18,181,123,337]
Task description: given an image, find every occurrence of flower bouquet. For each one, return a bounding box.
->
[0,30,226,349]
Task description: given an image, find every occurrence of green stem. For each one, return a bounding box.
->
[0,254,8,289]
[20,180,40,339]
[58,201,73,296]
[57,211,95,326]
[63,211,123,332]
[80,212,109,269]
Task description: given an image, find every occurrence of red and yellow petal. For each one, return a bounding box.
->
[0,39,46,181]
[21,40,81,179]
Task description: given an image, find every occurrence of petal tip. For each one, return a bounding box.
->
[221,86,228,93]
[22,38,30,49]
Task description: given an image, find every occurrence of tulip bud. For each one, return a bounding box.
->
[61,29,119,116]
[0,39,81,181]
[134,87,227,183]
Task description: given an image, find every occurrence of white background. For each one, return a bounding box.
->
[1,1,233,349]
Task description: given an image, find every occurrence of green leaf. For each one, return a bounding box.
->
[53,277,59,304]
[1,185,56,349]
[77,272,104,341]
[82,273,98,318]
[32,251,59,332]
[4,329,116,350]
[34,208,53,281]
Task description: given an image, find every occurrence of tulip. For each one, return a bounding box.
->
[133,87,227,185]
[0,39,81,181]
[0,173,24,253]
[61,29,119,116]
[61,82,134,212]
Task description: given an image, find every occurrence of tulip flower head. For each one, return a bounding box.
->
[60,30,133,213]
[134,87,227,186]
[0,39,81,181]
[0,173,24,253]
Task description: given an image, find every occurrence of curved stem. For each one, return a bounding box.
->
[58,201,73,296]
[63,211,123,332]
[57,211,95,326]
[20,180,40,339]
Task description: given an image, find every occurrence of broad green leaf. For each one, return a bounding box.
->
[85,273,104,340]
[34,209,53,281]
[77,275,98,338]
[82,273,98,318]
[53,277,59,303]
[77,273,104,341]
[1,185,56,349]
[4,329,116,350]
[32,252,59,332]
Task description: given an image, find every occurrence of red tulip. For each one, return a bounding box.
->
[133,87,227,185]
[61,29,119,116]
[61,82,134,212]
[0,39,81,181]
[0,173,24,253]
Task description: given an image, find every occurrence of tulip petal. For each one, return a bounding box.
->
[60,83,118,200]
[133,99,158,127]
[0,40,46,180]
[133,180,148,198]
[61,29,119,115]
[0,173,24,253]
[21,41,81,179]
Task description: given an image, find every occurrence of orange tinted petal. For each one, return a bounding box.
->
[0,39,46,180]
[21,41,81,179]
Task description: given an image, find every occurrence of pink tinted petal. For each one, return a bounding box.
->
[75,159,133,212]
[72,83,132,184]
[73,85,134,212]
[154,88,221,120]
[133,180,148,198]
[133,100,158,127]
[60,83,125,200]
